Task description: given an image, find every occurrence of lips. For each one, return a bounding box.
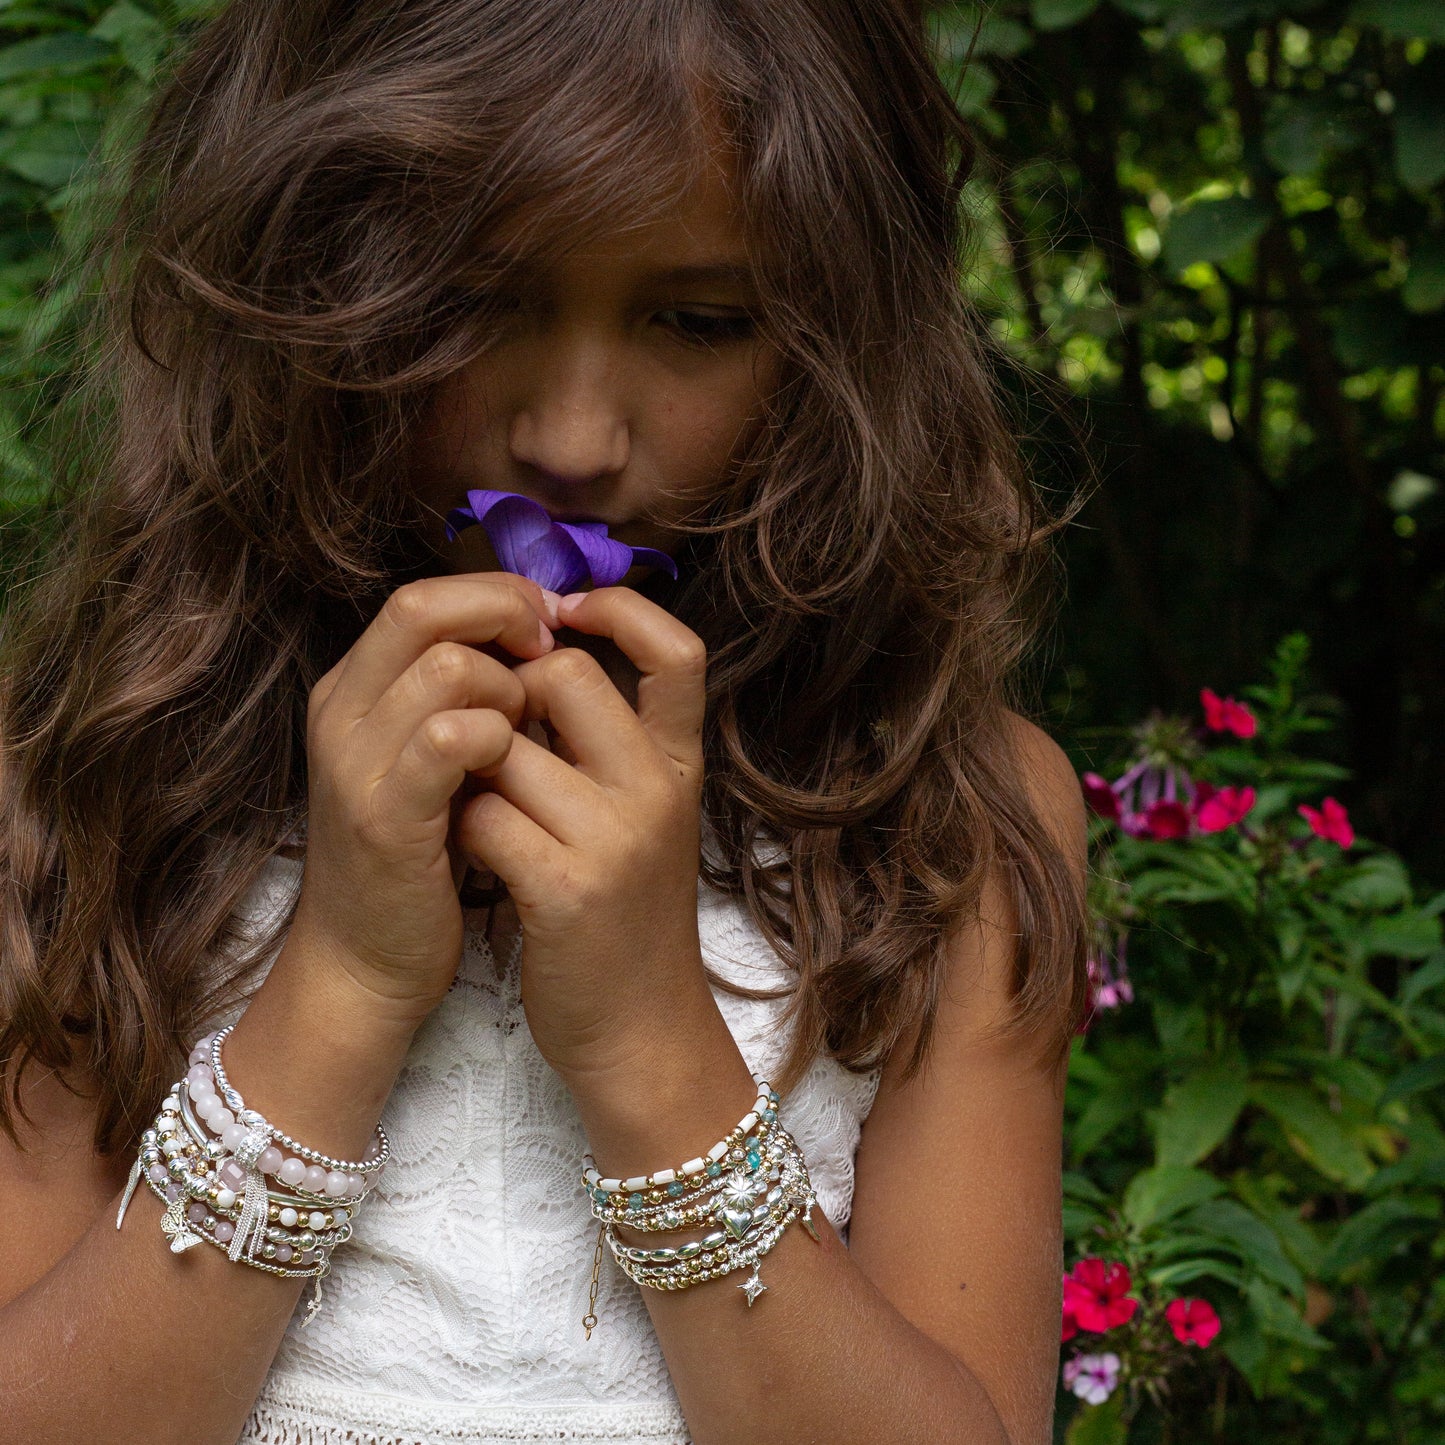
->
[443,489,679,592]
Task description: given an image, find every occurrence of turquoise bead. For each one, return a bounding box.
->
[707,1162,722,1176]
[668,1182,684,1196]
[746,1150,762,1169]
[628,1194,643,1209]
[762,1109,777,1122]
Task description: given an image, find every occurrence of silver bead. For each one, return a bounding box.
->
[238,1108,266,1127]
[141,1129,158,1146]
[297,1230,316,1250]
[205,1139,226,1160]
[167,1157,187,1179]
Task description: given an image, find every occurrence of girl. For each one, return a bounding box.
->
[0,0,1090,1441]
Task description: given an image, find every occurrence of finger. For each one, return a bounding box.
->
[357,641,529,775]
[326,573,554,726]
[373,706,518,821]
[475,727,605,847]
[456,789,567,901]
[508,647,656,787]
[552,588,706,768]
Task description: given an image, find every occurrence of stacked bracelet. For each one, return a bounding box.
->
[116,1028,388,1326]
[577,1076,820,1337]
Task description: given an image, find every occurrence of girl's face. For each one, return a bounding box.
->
[409,150,779,580]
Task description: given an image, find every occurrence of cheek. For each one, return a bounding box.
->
[649,368,772,487]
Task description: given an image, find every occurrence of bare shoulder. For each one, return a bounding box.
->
[1001,708,1088,880]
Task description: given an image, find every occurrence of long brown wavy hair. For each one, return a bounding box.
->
[0,0,1091,1157]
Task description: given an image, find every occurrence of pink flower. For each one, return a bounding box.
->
[1299,796,1354,848]
[1165,1297,1221,1347]
[1061,1287,1079,1342]
[1082,772,1121,821]
[1138,798,1192,839]
[1200,688,1258,738]
[1063,1352,1122,1405]
[1062,1259,1139,1333]
[1193,782,1256,833]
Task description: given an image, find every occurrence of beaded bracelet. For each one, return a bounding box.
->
[577,1077,820,1335]
[117,1029,387,1326]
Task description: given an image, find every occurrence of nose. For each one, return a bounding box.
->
[508,336,630,490]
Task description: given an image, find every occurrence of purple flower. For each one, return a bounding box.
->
[444,489,678,592]
[1062,1351,1122,1406]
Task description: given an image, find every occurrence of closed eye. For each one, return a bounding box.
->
[656,309,757,348]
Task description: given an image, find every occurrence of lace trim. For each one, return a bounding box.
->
[242,1376,691,1444]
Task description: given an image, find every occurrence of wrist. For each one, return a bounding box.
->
[223,932,422,1160]
[561,997,758,1184]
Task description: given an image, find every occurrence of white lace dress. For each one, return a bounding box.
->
[218,841,883,1445]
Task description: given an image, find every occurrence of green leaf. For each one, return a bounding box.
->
[1147,1256,1244,1290]
[1071,1084,1144,1162]
[1154,1062,1249,1168]
[1180,1198,1306,1297]
[1403,234,1445,313]
[1379,1053,1445,1107]
[1163,196,1272,274]
[1350,0,1445,41]
[1263,96,1361,176]
[1323,1195,1443,1275]
[1064,1388,1127,1445]
[1249,1081,1376,1189]
[0,33,114,83]
[1032,0,1099,30]
[1394,70,1445,192]
[1123,1165,1227,1230]
[1402,951,1445,1006]
[92,1,168,79]
[1244,1276,1329,1349]
[0,120,103,189]
[1361,909,1443,960]
[1334,854,1412,910]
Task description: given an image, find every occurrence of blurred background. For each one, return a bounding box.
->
[0,1,1440,1439]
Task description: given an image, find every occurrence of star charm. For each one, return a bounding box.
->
[738,1264,767,1305]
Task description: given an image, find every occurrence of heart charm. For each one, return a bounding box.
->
[722,1201,755,1240]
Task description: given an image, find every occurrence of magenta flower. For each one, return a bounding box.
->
[444,489,678,592]
[1193,782,1256,833]
[1082,772,1121,822]
[1165,1297,1222,1347]
[1200,687,1258,738]
[1062,1352,1122,1405]
[1299,796,1355,848]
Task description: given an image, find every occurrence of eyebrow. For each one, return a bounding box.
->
[646,262,757,289]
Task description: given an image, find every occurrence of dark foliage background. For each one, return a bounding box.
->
[0,1,1440,1439]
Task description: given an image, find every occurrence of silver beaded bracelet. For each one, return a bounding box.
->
[576,1078,820,1336]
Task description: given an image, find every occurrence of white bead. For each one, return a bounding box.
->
[214,1188,237,1210]
[279,1207,298,1228]
[706,1142,728,1161]
[622,1176,650,1192]
[739,1113,759,1133]
[598,1177,623,1192]
[221,1123,249,1151]
[308,1211,327,1232]
[652,1169,676,1185]
[681,1158,706,1175]
[332,1208,349,1226]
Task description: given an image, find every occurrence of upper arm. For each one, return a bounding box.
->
[846,715,1086,1445]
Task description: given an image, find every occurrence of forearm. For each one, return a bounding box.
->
[564,991,1011,1445]
[0,935,419,1445]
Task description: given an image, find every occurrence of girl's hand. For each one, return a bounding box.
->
[451,586,712,1084]
[292,573,555,1026]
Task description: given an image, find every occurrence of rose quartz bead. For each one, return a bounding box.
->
[205,1106,235,1132]
[218,1159,246,1190]
[278,1157,307,1187]
[147,1163,168,1184]
[186,1202,208,1225]
[164,1182,181,1202]
[185,1063,213,1085]
[346,1174,365,1197]
[221,1122,250,1151]
[324,1171,348,1197]
[258,1146,284,1175]
[274,1244,293,1264]
[213,1220,235,1244]
[364,1137,381,1160]
[302,1164,328,1195]
[297,1249,315,1265]
[188,1078,216,1105]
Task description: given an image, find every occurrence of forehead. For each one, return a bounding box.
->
[481,112,755,284]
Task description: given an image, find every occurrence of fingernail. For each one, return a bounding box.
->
[536,618,554,652]
[557,592,587,620]
[539,590,562,627]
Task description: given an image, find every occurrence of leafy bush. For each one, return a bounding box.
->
[1060,634,1445,1441]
